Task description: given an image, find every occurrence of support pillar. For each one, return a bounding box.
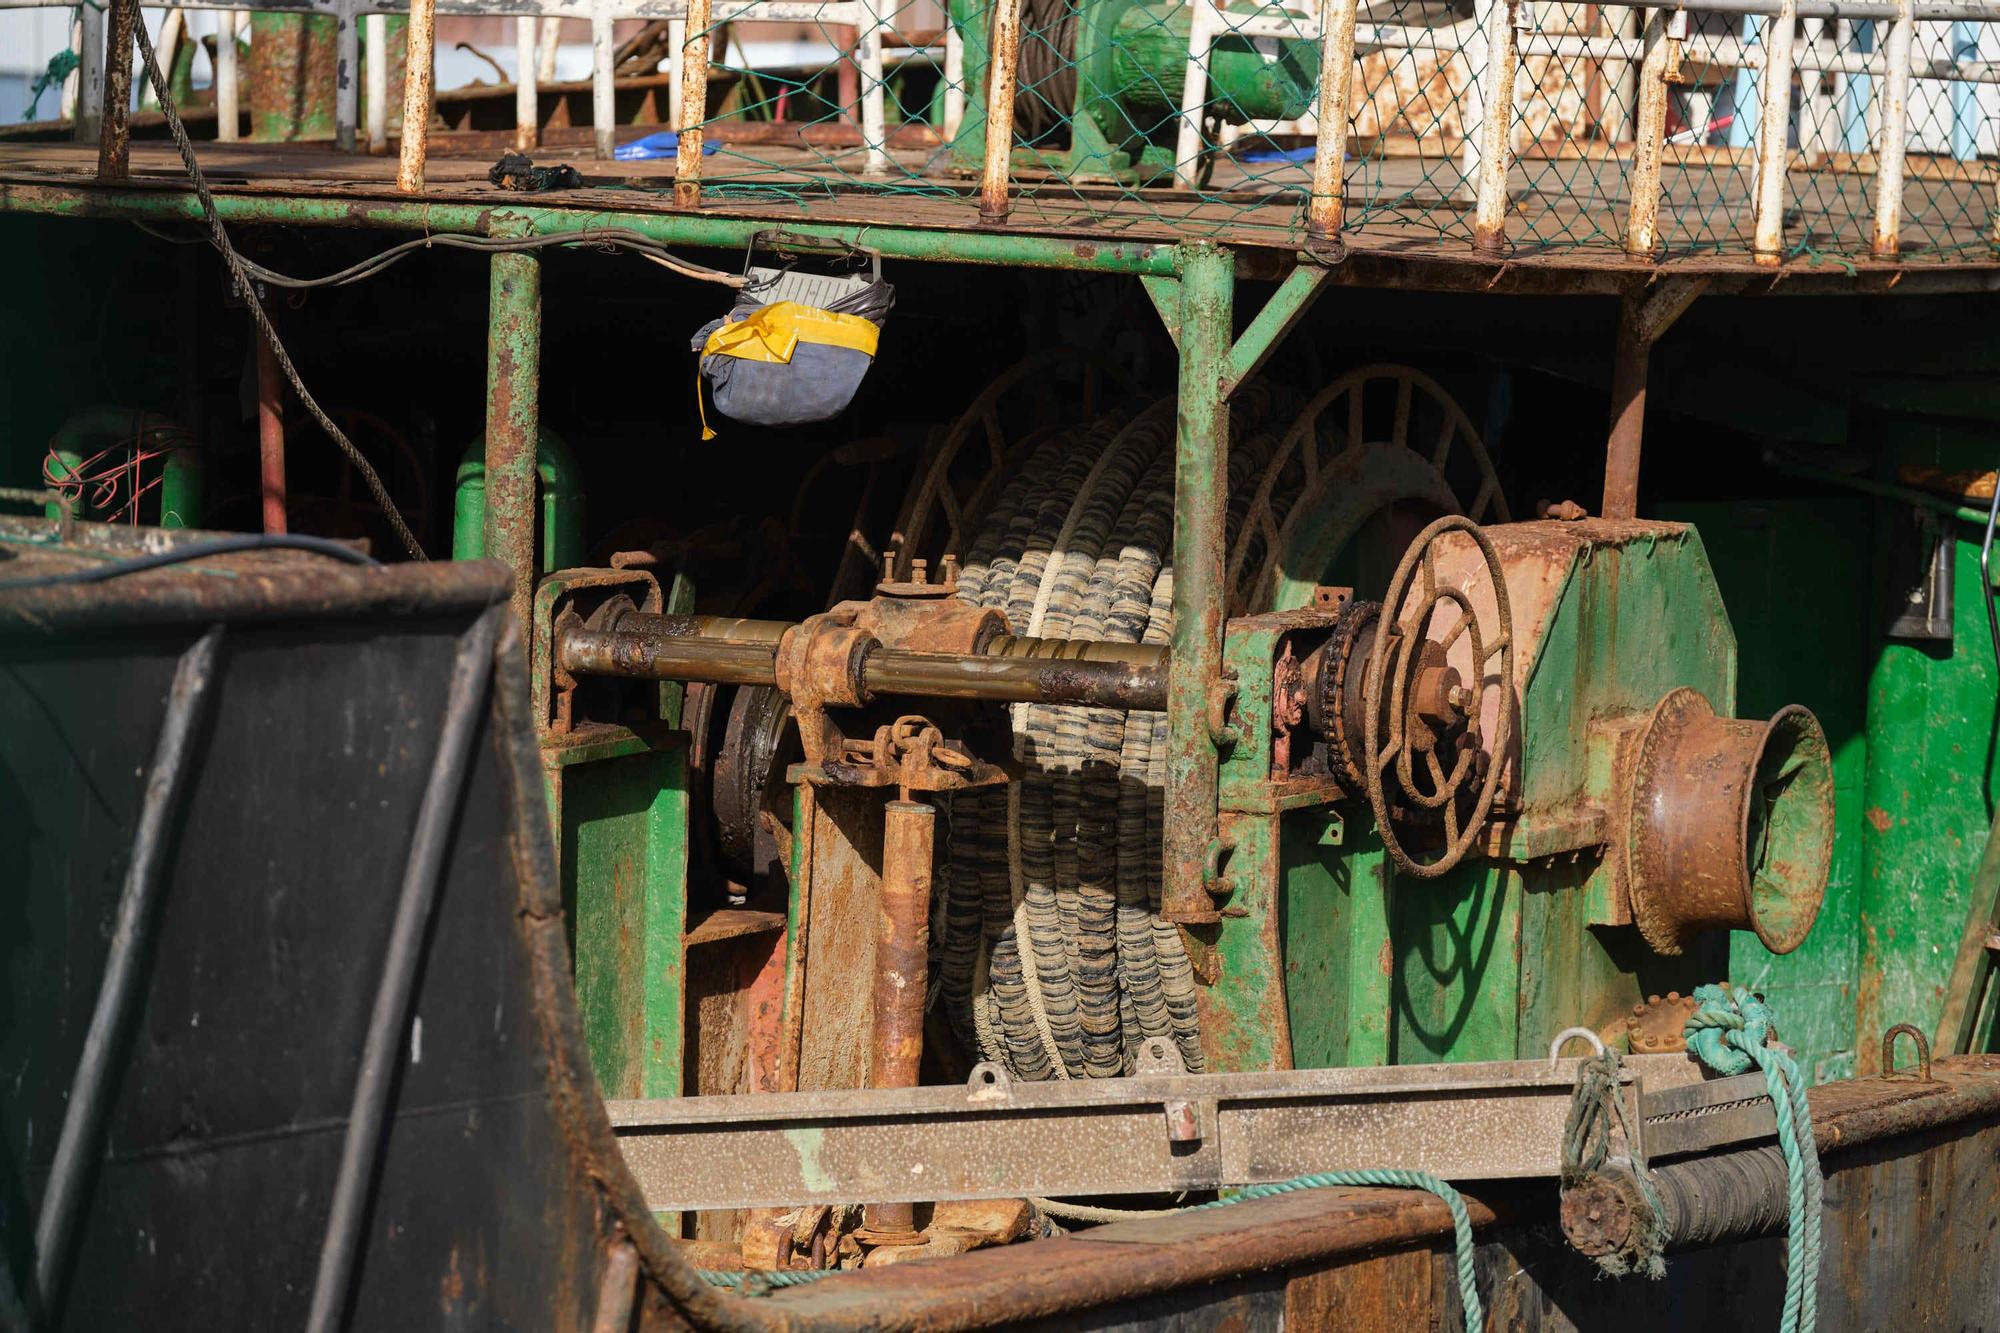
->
[1602,292,1648,521]
[1161,244,1234,926]
[484,242,542,633]
[861,798,934,1240]
[96,0,136,180]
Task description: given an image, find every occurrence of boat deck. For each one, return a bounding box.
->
[3,129,1997,294]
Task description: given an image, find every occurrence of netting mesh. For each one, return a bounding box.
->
[669,0,1996,260]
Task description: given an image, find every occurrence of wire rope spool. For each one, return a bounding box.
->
[843,364,1506,1079]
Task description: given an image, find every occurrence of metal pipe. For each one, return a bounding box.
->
[33,627,223,1316]
[599,612,1168,667]
[1872,0,1914,256]
[862,798,935,1238]
[364,13,386,152]
[516,15,539,150]
[397,0,437,191]
[304,609,499,1333]
[96,0,136,180]
[1472,0,1521,254]
[484,244,541,633]
[256,314,289,534]
[591,1,615,159]
[978,0,1024,222]
[1762,452,1996,526]
[1602,291,1647,520]
[538,14,561,80]
[72,2,105,144]
[675,0,711,206]
[1625,9,1674,257]
[1751,0,1798,265]
[1162,243,1233,925]
[335,0,359,151]
[217,10,241,142]
[557,625,1170,710]
[857,0,889,174]
[1307,0,1361,247]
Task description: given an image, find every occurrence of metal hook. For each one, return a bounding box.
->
[1549,1026,1607,1068]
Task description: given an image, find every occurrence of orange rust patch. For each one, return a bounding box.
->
[1866,806,1894,833]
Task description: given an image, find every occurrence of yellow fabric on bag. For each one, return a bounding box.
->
[699,301,880,365]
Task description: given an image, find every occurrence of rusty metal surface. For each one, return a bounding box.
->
[96,0,136,180]
[1640,1071,1779,1159]
[1623,688,1834,956]
[860,798,937,1239]
[608,1054,1705,1212]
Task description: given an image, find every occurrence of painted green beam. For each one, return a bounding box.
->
[1224,265,1330,394]
[0,182,1184,276]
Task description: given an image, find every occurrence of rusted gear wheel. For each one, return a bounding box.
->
[1308,599,1382,790]
[1361,515,1515,879]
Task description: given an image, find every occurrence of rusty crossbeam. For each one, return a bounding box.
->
[607,1049,1704,1211]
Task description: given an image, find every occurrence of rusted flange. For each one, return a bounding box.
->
[1623,688,1834,956]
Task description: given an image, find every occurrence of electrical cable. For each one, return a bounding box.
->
[224,228,749,292]
[131,16,428,561]
[0,534,378,591]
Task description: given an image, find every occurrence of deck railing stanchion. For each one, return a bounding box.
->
[676,0,713,207]
[592,0,616,158]
[1750,0,1797,264]
[1458,0,1493,203]
[217,11,243,143]
[516,16,539,150]
[1307,0,1362,247]
[668,17,687,128]
[859,0,891,173]
[942,24,966,139]
[398,0,439,191]
[365,13,387,153]
[1871,0,1913,256]
[1624,6,1677,257]
[96,0,135,180]
[72,3,105,143]
[539,16,562,80]
[979,0,1024,222]
[1173,0,1220,188]
[1472,0,1523,253]
[335,0,360,151]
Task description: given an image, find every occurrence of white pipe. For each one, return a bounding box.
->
[1873,0,1915,253]
[1472,0,1521,251]
[591,1,614,158]
[365,12,387,152]
[1172,0,1220,187]
[141,8,183,110]
[335,0,360,150]
[516,14,538,149]
[72,2,105,143]
[216,10,241,140]
[941,20,964,139]
[858,0,889,173]
[1751,0,1799,262]
[538,15,562,80]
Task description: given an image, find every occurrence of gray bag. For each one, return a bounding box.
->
[693,267,894,431]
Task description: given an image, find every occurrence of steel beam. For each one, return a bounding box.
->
[608,1050,1705,1211]
[1162,243,1234,926]
[484,237,541,633]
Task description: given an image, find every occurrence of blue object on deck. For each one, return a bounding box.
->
[1237,145,1323,164]
[614,132,721,161]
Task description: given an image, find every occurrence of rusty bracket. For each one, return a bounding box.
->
[531,565,663,734]
[608,1052,1703,1212]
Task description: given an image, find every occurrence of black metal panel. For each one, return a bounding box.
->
[1,576,603,1329]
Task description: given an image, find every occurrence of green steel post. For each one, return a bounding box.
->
[452,429,585,570]
[158,445,202,528]
[1161,243,1234,926]
[1223,266,1329,393]
[484,238,542,634]
[44,449,80,524]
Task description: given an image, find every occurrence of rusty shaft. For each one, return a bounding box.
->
[863,798,935,1237]
[557,616,1169,710]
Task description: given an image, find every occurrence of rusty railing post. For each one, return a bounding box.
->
[592,0,616,159]
[1623,7,1677,258]
[335,0,359,151]
[398,0,438,191]
[516,17,539,151]
[365,13,388,153]
[218,11,243,143]
[1871,0,1914,258]
[96,0,136,181]
[485,230,542,633]
[1161,243,1233,927]
[257,313,289,534]
[1472,0,1522,254]
[1306,0,1361,250]
[979,0,1025,223]
[676,0,713,207]
[1750,0,1798,265]
[860,798,936,1239]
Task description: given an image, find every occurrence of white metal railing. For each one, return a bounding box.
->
[11,0,1999,258]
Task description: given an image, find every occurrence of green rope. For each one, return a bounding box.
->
[1197,1170,1483,1330]
[698,1169,1485,1325]
[1684,984,1824,1333]
[1560,1048,1667,1279]
[23,48,80,123]
[698,1266,836,1297]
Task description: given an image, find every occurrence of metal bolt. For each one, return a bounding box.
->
[940,553,961,583]
[911,558,928,585]
[1163,1099,1200,1143]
